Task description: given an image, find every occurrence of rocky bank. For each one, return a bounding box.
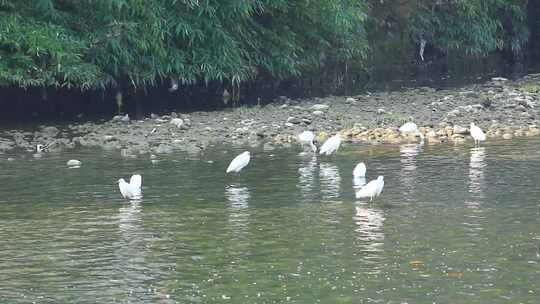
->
[2,74,540,156]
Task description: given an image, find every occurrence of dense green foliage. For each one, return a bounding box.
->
[410,0,529,56]
[0,0,534,91]
[0,0,368,90]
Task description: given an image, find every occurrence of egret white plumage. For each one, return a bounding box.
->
[226,151,251,173]
[399,121,424,144]
[353,162,366,178]
[399,121,418,133]
[298,131,317,152]
[118,174,142,199]
[355,176,384,201]
[319,134,341,155]
[470,122,486,146]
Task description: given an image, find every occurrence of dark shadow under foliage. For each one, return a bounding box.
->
[0,0,536,119]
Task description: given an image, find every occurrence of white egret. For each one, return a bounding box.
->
[399,121,418,133]
[399,121,424,144]
[319,134,341,156]
[298,131,317,152]
[470,122,486,146]
[118,174,142,200]
[36,144,47,153]
[226,151,251,173]
[353,162,366,178]
[355,176,384,201]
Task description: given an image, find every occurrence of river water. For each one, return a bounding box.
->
[1,139,540,303]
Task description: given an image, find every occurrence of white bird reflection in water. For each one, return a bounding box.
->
[319,163,341,200]
[116,202,162,299]
[353,176,367,188]
[118,201,143,235]
[399,143,421,198]
[297,156,318,201]
[225,185,251,242]
[464,147,487,240]
[226,184,250,209]
[468,147,486,197]
[353,204,385,273]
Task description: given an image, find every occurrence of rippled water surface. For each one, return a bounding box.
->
[1,139,540,303]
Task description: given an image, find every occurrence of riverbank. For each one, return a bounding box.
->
[1,74,540,156]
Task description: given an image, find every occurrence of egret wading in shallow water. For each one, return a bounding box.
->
[226,151,251,173]
[298,131,317,152]
[118,174,142,200]
[355,176,384,201]
[399,121,424,144]
[319,134,341,156]
[470,122,486,146]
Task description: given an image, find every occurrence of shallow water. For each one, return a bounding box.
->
[1,139,540,303]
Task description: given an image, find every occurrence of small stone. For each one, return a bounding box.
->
[287,116,301,124]
[312,110,324,116]
[169,118,184,128]
[528,128,540,136]
[502,133,513,140]
[453,125,468,135]
[377,108,385,114]
[66,159,82,166]
[345,97,357,103]
[311,104,329,111]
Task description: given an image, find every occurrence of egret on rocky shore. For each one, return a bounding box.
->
[470,122,486,146]
[319,134,341,156]
[226,151,251,173]
[118,174,142,200]
[355,176,384,201]
[399,121,424,144]
[298,131,317,152]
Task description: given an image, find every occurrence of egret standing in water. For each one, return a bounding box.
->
[470,122,486,146]
[319,134,341,156]
[118,174,142,200]
[355,176,384,201]
[353,162,367,187]
[226,151,251,173]
[399,121,424,144]
[298,131,317,152]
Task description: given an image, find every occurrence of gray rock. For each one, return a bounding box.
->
[312,110,325,116]
[287,117,301,124]
[311,104,329,111]
[453,125,469,134]
[112,114,130,122]
[170,118,184,128]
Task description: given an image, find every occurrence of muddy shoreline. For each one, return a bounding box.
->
[2,74,540,157]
